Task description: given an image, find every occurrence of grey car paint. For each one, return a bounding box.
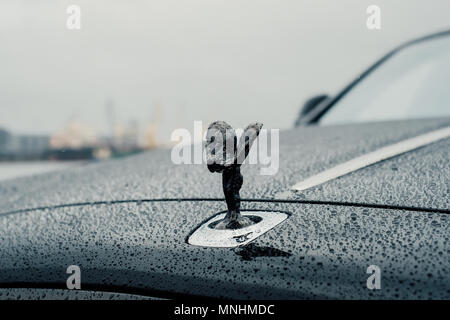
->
[0,118,449,299]
[1,118,449,213]
[0,201,448,299]
[0,288,156,300]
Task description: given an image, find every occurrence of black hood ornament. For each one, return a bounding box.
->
[205,121,263,230]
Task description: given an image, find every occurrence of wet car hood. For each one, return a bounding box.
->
[0,200,448,299]
[0,118,449,299]
[0,117,449,214]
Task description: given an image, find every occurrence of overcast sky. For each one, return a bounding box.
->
[1,0,449,143]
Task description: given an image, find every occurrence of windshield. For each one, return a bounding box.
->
[320,35,450,125]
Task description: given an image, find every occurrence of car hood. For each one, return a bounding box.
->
[0,118,449,214]
[0,118,449,299]
[0,199,448,299]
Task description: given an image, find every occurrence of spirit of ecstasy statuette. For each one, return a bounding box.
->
[205,121,263,229]
[188,121,289,248]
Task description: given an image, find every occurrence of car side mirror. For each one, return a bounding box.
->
[294,94,329,127]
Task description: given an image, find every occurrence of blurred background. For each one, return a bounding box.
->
[0,0,449,179]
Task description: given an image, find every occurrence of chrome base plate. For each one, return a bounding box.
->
[187,211,289,248]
